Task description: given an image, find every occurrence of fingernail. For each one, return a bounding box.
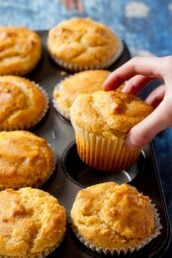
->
[121,81,130,94]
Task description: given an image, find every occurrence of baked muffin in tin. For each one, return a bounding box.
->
[0,26,42,75]
[47,17,123,71]
[71,182,161,255]
[0,187,66,257]
[0,75,48,130]
[0,130,55,189]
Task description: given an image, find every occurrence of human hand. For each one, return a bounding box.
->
[61,0,84,13]
[102,56,172,149]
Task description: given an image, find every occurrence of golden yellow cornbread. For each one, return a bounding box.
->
[71,182,158,254]
[0,131,55,189]
[47,17,123,71]
[0,26,42,75]
[0,75,48,130]
[0,187,66,257]
[53,70,110,119]
[70,90,153,171]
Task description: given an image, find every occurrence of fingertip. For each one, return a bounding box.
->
[102,77,114,90]
[102,83,112,91]
[124,137,143,151]
[102,72,124,91]
[121,83,131,94]
[124,127,149,150]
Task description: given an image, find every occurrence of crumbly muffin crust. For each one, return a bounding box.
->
[70,90,153,139]
[0,75,48,130]
[47,17,122,70]
[0,187,66,257]
[71,182,156,250]
[53,70,110,119]
[0,26,42,75]
[0,131,55,189]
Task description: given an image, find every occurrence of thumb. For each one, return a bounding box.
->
[125,102,170,150]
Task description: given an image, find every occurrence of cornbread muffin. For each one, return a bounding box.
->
[53,70,110,119]
[70,90,153,172]
[0,75,48,130]
[0,187,66,257]
[71,182,160,255]
[0,131,55,189]
[0,26,42,75]
[47,17,123,71]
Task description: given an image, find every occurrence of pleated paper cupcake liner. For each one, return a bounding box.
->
[73,125,140,172]
[52,82,71,121]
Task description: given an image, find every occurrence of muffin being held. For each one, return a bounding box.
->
[70,90,153,172]
[0,130,55,189]
[53,70,110,120]
[0,187,66,257]
[47,17,123,71]
[71,182,161,255]
[0,26,42,75]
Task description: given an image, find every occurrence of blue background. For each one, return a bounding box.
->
[0,0,171,255]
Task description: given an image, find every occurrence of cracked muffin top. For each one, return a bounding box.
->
[71,182,156,250]
[70,90,153,139]
[0,187,66,257]
[0,26,42,75]
[47,17,123,71]
[0,75,48,130]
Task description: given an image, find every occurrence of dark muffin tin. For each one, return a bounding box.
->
[27,31,171,258]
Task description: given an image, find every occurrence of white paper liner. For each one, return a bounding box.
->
[48,36,123,72]
[72,125,140,172]
[52,81,71,121]
[28,81,49,128]
[71,204,162,256]
[0,80,49,131]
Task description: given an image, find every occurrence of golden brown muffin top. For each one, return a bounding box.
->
[47,17,122,68]
[53,70,110,119]
[0,187,66,257]
[0,131,54,189]
[0,26,41,75]
[70,90,153,139]
[0,75,47,130]
[71,182,155,250]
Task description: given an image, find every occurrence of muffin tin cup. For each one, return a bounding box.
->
[70,204,162,256]
[72,125,141,172]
